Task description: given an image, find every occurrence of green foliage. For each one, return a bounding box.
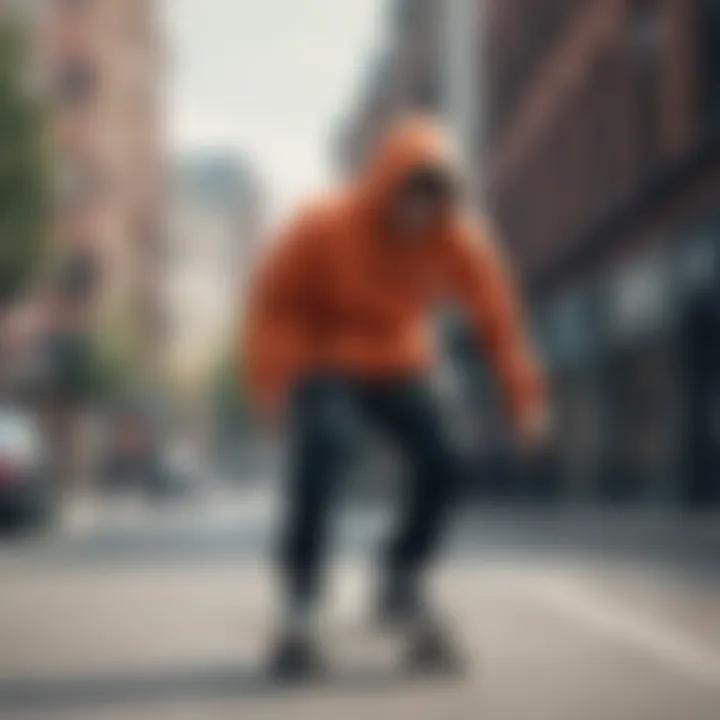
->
[89,316,143,405]
[0,23,48,306]
[90,338,130,404]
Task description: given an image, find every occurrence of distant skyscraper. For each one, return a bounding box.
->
[165,154,262,394]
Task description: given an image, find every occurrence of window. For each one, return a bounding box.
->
[629,0,665,178]
[486,0,583,140]
[589,56,618,214]
[54,59,97,106]
[567,91,589,235]
[56,249,100,303]
[699,0,720,132]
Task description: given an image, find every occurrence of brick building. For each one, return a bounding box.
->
[0,1,165,494]
[4,0,166,364]
[483,0,720,504]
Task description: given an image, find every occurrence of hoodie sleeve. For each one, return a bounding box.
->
[442,218,547,429]
[239,208,322,417]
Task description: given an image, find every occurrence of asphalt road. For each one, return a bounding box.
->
[0,492,718,719]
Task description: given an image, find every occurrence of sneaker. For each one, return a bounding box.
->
[377,575,465,674]
[268,630,324,681]
[405,616,465,675]
[268,598,324,680]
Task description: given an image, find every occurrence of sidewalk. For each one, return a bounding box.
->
[57,484,277,536]
[0,560,718,720]
[38,488,720,580]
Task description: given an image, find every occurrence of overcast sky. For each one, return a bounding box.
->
[165,0,388,217]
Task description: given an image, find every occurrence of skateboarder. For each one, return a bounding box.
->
[241,116,549,676]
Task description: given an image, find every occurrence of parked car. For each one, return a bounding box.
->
[0,406,54,533]
[158,440,201,498]
[101,405,197,500]
[101,405,158,491]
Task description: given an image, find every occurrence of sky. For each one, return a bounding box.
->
[165,0,388,217]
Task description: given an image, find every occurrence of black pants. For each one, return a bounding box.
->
[281,374,459,604]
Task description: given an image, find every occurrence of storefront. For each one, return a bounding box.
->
[453,217,720,508]
[597,220,720,506]
[540,284,605,502]
[439,309,516,500]
[675,224,720,506]
[599,245,681,502]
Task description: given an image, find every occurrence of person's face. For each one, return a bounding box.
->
[391,193,445,236]
[389,171,455,237]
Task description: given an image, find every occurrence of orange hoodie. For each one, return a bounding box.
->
[242,116,546,427]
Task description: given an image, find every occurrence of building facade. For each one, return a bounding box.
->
[483,0,720,505]
[340,0,720,505]
[164,154,262,460]
[36,0,164,361]
[165,154,261,397]
[338,0,446,177]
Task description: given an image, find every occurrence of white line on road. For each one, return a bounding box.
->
[532,576,720,686]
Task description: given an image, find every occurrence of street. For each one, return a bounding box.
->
[0,489,719,719]
[2,0,720,718]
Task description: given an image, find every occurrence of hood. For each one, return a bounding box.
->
[356,115,461,218]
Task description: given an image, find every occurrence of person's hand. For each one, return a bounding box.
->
[255,394,287,436]
[516,405,553,457]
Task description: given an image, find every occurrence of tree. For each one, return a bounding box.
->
[0,22,48,307]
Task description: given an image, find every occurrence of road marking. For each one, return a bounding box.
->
[532,576,720,686]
